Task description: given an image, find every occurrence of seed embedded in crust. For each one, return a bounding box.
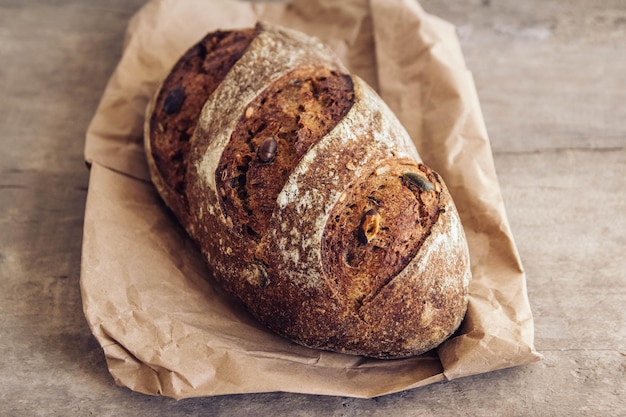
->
[163,86,186,115]
[367,195,382,206]
[403,172,434,192]
[257,135,278,163]
[254,262,270,288]
[357,209,381,244]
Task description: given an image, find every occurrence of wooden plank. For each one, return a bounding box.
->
[421,0,626,152]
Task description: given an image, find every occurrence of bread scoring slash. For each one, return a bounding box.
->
[145,22,471,359]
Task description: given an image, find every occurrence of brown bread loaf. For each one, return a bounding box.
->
[145,22,472,359]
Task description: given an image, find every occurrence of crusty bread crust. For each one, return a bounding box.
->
[145,23,471,358]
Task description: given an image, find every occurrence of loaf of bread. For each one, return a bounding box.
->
[144,23,471,359]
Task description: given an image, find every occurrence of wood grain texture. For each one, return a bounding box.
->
[0,0,624,415]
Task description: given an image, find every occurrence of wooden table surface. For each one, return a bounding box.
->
[1,0,624,415]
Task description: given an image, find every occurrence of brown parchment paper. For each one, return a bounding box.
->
[81,0,541,399]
